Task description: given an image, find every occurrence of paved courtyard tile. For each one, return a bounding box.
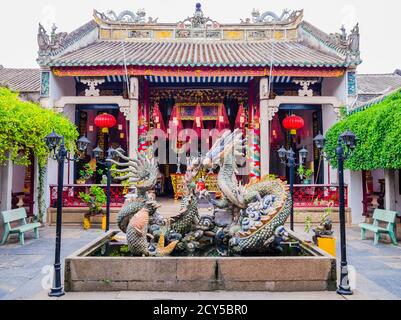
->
[0,224,400,300]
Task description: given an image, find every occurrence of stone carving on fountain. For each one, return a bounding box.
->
[110,129,292,256]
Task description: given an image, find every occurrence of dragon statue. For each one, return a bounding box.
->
[110,129,291,256]
[202,129,292,254]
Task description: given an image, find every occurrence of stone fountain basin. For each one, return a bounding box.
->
[65,231,337,292]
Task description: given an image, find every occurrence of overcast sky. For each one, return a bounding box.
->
[0,0,399,74]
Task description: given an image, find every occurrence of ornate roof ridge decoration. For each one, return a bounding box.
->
[94,9,158,24]
[240,9,303,25]
[37,20,97,66]
[177,3,220,29]
[300,21,361,66]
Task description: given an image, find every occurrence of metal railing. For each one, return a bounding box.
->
[49,184,347,208]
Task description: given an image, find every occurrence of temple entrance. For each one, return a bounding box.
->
[74,105,128,184]
[148,84,251,199]
[270,105,323,184]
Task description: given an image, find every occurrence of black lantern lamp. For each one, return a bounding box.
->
[277,145,307,231]
[107,147,117,159]
[46,132,90,298]
[93,146,104,160]
[340,129,357,149]
[299,146,309,162]
[278,146,287,162]
[76,136,91,152]
[313,130,358,296]
[313,132,326,151]
[45,130,62,150]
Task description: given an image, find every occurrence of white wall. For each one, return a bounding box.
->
[40,75,77,221]
[396,170,401,213]
[321,75,347,185]
[345,170,364,224]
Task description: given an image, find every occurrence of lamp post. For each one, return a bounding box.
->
[313,129,357,296]
[45,131,90,297]
[277,145,309,231]
[93,146,120,232]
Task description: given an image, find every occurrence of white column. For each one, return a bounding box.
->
[259,78,270,176]
[345,170,363,225]
[128,77,139,157]
[0,154,13,212]
[384,169,396,211]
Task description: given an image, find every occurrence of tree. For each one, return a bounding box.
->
[325,91,401,170]
[0,87,79,222]
[0,87,78,166]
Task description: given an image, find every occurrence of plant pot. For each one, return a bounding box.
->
[303,179,311,185]
[317,236,336,257]
[76,179,86,185]
[83,215,91,230]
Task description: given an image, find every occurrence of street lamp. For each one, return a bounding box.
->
[277,145,308,231]
[93,146,119,232]
[313,129,357,296]
[45,131,90,297]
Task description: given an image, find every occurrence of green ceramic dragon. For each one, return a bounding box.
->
[202,129,292,253]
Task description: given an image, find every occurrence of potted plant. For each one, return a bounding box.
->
[304,204,336,256]
[77,163,95,184]
[297,165,313,184]
[79,186,107,230]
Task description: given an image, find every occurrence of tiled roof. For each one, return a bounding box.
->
[52,20,98,55]
[0,67,41,92]
[48,40,346,68]
[350,72,401,113]
[300,21,348,55]
[357,72,401,95]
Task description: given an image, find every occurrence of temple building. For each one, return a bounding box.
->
[35,5,363,223]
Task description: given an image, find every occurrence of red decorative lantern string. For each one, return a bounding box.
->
[282,114,304,135]
[192,103,204,136]
[215,103,230,131]
[94,113,117,133]
[152,103,165,132]
[235,104,246,133]
[167,105,183,137]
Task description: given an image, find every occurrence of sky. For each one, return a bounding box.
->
[0,0,399,74]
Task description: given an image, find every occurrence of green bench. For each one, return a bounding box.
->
[359,209,398,245]
[1,208,41,245]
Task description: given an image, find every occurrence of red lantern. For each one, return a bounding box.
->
[282,114,304,135]
[192,103,204,136]
[235,104,246,132]
[94,113,117,133]
[168,105,183,137]
[215,104,230,131]
[152,103,166,132]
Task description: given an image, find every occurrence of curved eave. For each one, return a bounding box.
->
[48,61,349,68]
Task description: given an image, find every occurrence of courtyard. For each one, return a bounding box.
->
[0,222,400,300]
